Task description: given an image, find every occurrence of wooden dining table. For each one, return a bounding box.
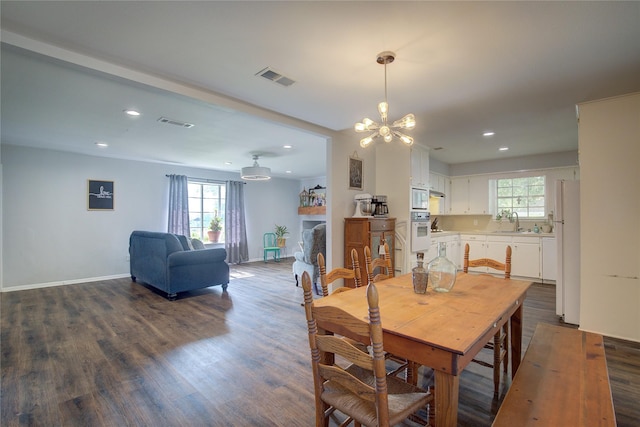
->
[312,272,533,427]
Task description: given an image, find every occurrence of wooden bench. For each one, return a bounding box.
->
[492,323,616,427]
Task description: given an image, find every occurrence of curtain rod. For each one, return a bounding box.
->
[165,175,245,184]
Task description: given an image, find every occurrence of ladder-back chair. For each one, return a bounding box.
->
[463,242,512,396]
[317,248,362,297]
[301,271,434,426]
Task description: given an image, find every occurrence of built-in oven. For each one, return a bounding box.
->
[411,211,431,252]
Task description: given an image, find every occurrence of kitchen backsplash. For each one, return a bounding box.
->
[434,215,554,234]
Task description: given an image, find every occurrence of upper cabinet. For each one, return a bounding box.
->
[429,172,447,193]
[449,176,490,214]
[410,146,429,188]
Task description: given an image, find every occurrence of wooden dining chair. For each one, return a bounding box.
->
[301,271,434,427]
[364,244,420,382]
[316,250,368,354]
[463,242,512,396]
[363,243,392,284]
[317,248,362,297]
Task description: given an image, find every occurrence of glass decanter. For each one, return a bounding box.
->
[412,252,428,294]
[428,242,456,293]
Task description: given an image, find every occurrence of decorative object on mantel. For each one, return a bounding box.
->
[87,179,114,210]
[241,155,271,180]
[299,188,310,207]
[348,152,363,190]
[354,51,415,148]
[308,185,326,207]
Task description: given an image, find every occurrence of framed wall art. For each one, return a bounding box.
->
[348,153,363,190]
[88,179,114,210]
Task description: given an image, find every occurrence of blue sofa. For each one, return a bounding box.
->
[129,230,229,300]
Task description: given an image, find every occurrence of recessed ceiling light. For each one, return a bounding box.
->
[95,142,108,148]
[124,109,140,116]
[483,131,495,137]
[286,170,292,174]
[283,145,293,149]
[224,161,232,165]
[498,146,509,151]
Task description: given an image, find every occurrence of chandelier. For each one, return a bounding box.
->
[241,155,271,181]
[354,51,415,148]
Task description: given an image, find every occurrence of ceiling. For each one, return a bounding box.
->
[2,1,639,179]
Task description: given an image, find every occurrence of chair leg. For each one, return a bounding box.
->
[493,331,501,396]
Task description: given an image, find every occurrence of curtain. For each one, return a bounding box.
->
[225,180,249,263]
[167,174,190,236]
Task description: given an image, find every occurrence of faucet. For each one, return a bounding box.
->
[511,211,520,232]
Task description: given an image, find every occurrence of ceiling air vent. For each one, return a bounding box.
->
[255,67,295,87]
[157,117,194,128]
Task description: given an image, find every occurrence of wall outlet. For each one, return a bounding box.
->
[473,219,478,226]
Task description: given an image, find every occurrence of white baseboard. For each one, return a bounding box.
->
[1,273,130,292]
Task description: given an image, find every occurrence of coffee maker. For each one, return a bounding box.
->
[371,195,389,217]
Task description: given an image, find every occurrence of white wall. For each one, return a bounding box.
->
[1,144,299,290]
[578,92,640,342]
[327,130,377,272]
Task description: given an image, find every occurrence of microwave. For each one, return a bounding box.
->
[411,187,429,211]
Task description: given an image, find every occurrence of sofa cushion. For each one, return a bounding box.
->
[175,234,193,251]
[191,238,205,250]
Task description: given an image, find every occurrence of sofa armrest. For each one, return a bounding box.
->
[168,248,227,267]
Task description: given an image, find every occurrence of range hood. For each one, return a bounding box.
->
[429,190,445,198]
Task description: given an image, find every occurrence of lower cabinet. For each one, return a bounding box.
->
[344,217,396,288]
[511,237,541,279]
[458,233,543,280]
[485,236,513,272]
[426,234,460,267]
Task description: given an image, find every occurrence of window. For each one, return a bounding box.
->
[495,176,545,219]
[188,180,226,243]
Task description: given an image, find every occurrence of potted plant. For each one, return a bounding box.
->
[208,212,223,243]
[274,224,289,248]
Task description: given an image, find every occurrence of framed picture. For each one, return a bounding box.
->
[348,154,363,190]
[88,180,114,210]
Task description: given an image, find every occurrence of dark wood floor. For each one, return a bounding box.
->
[2,257,639,426]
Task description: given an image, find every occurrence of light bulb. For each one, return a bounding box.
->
[384,133,393,143]
[354,122,366,132]
[393,113,416,129]
[396,131,413,146]
[360,135,374,148]
[378,102,388,121]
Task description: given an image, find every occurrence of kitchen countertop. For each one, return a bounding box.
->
[430,230,555,237]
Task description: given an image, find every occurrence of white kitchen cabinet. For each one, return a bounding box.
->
[468,176,490,214]
[448,176,489,214]
[485,236,513,272]
[410,146,429,188]
[511,236,541,279]
[449,177,469,214]
[542,237,557,282]
[429,172,447,193]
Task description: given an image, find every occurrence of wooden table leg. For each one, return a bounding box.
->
[435,370,459,427]
[510,301,524,378]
